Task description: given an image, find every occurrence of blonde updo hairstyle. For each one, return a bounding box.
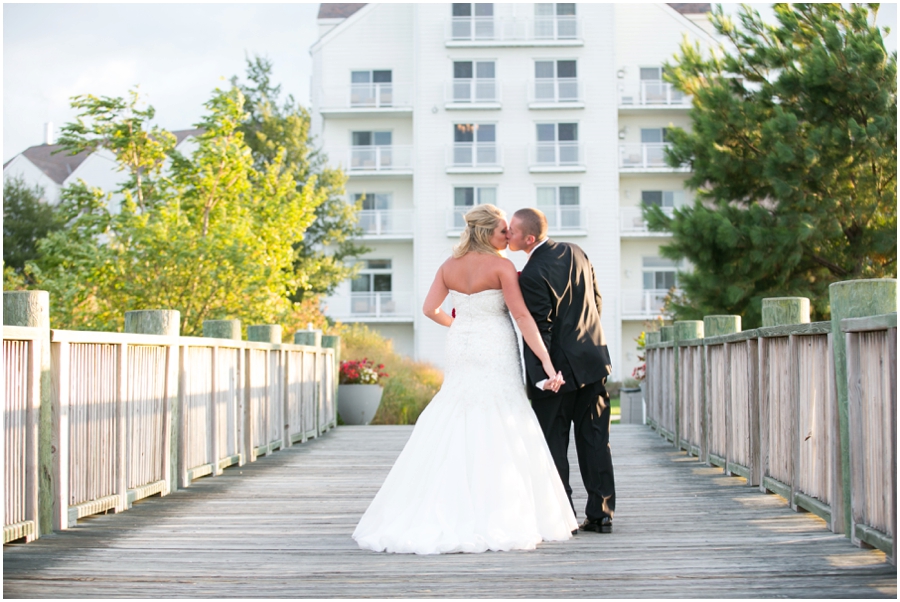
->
[452,204,506,258]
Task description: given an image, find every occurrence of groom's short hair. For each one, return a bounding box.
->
[513,208,548,241]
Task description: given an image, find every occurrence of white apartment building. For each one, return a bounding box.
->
[312,2,716,380]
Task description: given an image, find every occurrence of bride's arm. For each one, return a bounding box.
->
[423,261,453,327]
[498,261,562,389]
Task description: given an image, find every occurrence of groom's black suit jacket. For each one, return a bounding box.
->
[519,239,612,400]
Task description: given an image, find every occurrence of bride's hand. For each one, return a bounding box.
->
[541,362,565,392]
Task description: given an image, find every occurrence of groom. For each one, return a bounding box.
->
[507,208,616,534]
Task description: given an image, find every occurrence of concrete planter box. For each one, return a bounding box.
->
[338,384,383,425]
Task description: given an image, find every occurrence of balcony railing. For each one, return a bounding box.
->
[621,289,674,318]
[446,79,500,104]
[619,143,676,170]
[325,292,414,320]
[531,142,583,168]
[447,143,502,169]
[446,16,581,43]
[318,83,413,111]
[344,146,414,173]
[620,206,675,234]
[448,207,468,231]
[543,205,586,231]
[531,78,582,104]
[356,209,414,237]
[618,81,689,107]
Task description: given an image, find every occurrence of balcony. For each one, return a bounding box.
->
[529,78,584,109]
[356,209,414,240]
[621,289,674,319]
[618,81,689,111]
[341,146,414,176]
[544,205,587,235]
[446,143,503,173]
[529,142,585,172]
[323,292,414,322]
[444,80,501,110]
[446,207,468,233]
[619,143,688,173]
[318,84,413,117]
[445,16,583,46]
[620,206,674,237]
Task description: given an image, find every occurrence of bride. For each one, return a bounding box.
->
[352,204,578,554]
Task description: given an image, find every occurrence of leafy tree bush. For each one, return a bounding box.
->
[3,177,63,283]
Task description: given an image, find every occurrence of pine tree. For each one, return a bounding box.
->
[646,3,897,326]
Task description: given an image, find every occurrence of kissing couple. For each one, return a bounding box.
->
[353,204,616,555]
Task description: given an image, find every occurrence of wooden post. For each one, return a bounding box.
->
[761,298,810,328]
[125,310,181,492]
[746,337,760,487]
[758,334,770,495]
[322,335,341,430]
[789,334,800,511]
[703,316,741,476]
[203,320,241,468]
[115,343,128,511]
[826,332,843,534]
[203,319,241,340]
[247,324,282,344]
[4,291,52,536]
[674,321,703,453]
[704,315,741,337]
[829,279,897,537]
[294,330,322,347]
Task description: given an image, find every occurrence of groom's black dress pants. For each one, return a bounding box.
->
[531,380,616,521]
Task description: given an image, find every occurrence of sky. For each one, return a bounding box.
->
[3,2,897,164]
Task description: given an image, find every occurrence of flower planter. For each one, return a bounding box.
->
[338,384,383,425]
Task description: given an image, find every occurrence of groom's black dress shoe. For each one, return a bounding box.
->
[579,517,612,533]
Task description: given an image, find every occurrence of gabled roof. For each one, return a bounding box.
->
[668,4,711,15]
[7,128,206,185]
[317,3,366,19]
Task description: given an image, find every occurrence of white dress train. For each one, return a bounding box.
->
[352,289,578,554]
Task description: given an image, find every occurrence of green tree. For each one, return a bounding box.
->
[2,177,63,282]
[233,56,367,301]
[646,3,897,327]
[30,86,326,334]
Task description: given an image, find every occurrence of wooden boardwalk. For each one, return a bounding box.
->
[3,425,896,598]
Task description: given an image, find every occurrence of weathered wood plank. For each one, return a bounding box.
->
[4,426,895,599]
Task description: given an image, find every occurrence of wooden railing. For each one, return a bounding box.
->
[643,283,896,565]
[3,301,338,544]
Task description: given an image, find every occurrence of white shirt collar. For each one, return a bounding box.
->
[526,238,549,260]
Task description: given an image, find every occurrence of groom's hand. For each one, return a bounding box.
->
[541,371,565,392]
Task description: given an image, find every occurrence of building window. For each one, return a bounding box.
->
[534,60,578,102]
[453,61,496,102]
[642,257,679,291]
[453,186,497,228]
[451,3,494,40]
[453,123,497,166]
[353,193,393,235]
[534,3,577,39]
[639,66,683,105]
[351,131,392,170]
[536,122,579,165]
[351,259,393,314]
[641,190,685,208]
[350,70,392,107]
[639,128,670,166]
[537,185,580,229]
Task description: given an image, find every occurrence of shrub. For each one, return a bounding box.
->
[333,323,443,425]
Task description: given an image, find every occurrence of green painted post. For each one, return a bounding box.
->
[4,291,51,537]
[294,330,322,347]
[645,331,661,345]
[830,278,897,537]
[203,319,241,340]
[674,321,704,452]
[247,324,282,343]
[125,310,181,495]
[762,297,810,327]
[321,335,341,429]
[704,315,741,337]
[659,325,675,343]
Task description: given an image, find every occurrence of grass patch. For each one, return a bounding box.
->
[336,323,443,425]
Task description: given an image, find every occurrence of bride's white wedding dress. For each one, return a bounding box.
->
[352,289,578,554]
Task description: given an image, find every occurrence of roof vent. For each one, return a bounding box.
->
[44,122,55,146]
